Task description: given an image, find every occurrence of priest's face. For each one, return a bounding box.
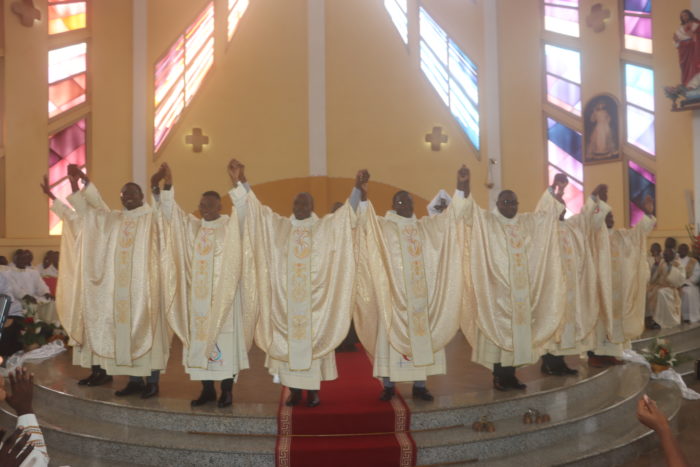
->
[293,193,314,220]
[496,191,518,219]
[393,191,414,218]
[663,248,675,264]
[679,244,689,258]
[199,194,222,221]
[605,212,614,229]
[120,183,144,210]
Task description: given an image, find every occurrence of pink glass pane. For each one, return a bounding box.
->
[548,141,583,181]
[626,105,655,155]
[546,75,581,115]
[228,0,250,41]
[629,159,655,184]
[48,119,86,185]
[548,165,584,218]
[545,44,581,83]
[49,73,86,118]
[154,36,185,151]
[48,43,86,83]
[625,16,652,39]
[48,43,87,118]
[185,2,215,105]
[544,5,579,37]
[48,2,86,35]
[628,160,655,227]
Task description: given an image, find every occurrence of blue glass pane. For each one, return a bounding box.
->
[625,63,654,111]
[545,44,581,83]
[624,0,651,14]
[546,75,581,115]
[628,160,655,226]
[547,117,582,162]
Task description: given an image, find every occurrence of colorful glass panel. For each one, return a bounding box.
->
[154,37,185,152]
[385,0,408,44]
[628,160,655,226]
[543,1,580,37]
[48,43,87,118]
[623,0,652,53]
[48,1,86,35]
[228,0,250,41]
[548,165,583,217]
[626,105,655,155]
[419,9,480,150]
[547,118,582,218]
[545,44,581,116]
[184,2,215,105]
[48,119,87,235]
[625,63,655,155]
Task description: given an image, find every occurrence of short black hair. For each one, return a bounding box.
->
[201,191,221,200]
[392,190,409,204]
[497,189,516,201]
[122,182,143,195]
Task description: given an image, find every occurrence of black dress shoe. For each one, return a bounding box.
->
[78,372,96,385]
[412,386,434,401]
[87,372,113,387]
[560,365,579,375]
[141,383,159,399]
[493,376,509,391]
[285,388,302,407]
[191,390,216,407]
[379,387,395,401]
[306,390,320,408]
[115,381,145,397]
[509,377,527,390]
[217,390,233,408]
[540,362,564,376]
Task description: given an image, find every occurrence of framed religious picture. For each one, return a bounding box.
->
[583,94,621,164]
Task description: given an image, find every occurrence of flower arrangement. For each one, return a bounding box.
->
[641,338,687,373]
[685,225,700,258]
[19,303,66,350]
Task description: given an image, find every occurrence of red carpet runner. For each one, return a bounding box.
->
[276,346,416,467]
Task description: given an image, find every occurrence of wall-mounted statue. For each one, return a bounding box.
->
[583,94,620,164]
[665,10,700,111]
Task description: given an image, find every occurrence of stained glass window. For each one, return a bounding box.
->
[384,0,408,44]
[228,0,250,41]
[544,0,580,38]
[547,117,583,217]
[48,42,87,118]
[419,8,480,150]
[544,44,581,116]
[154,2,214,152]
[628,159,655,226]
[48,0,86,35]
[624,63,655,155]
[623,0,652,53]
[48,119,87,235]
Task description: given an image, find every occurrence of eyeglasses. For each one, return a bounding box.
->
[500,200,519,206]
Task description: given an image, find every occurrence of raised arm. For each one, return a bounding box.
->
[349,169,369,211]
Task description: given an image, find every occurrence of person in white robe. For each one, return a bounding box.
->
[155,162,250,408]
[648,243,662,270]
[2,251,51,311]
[541,185,611,376]
[460,170,568,391]
[43,166,169,398]
[353,168,466,401]
[647,248,685,329]
[678,243,700,323]
[36,251,59,279]
[586,199,656,366]
[232,160,356,408]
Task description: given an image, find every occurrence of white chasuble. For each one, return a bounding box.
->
[238,190,356,387]
[72,183,166,371]
[159,187,247,376]
[647,263,685,329]
[607,211,655,342]
[461,191,565,367]
[354,197,464,371]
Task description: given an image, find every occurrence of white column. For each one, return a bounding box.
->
[694,0,700,229]
[484,0,502,209]
[132,0,148,188]
[307,0,327,176]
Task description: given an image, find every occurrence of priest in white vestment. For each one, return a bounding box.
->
[156,162,250,408]
[232,160,356,408]
[353,168,466,402]
[541,186,611,376]
[647,248,685,329]
[460,171,567,391]
[586,200,655,365]
[678,243,700,323]
[45,166,169,398]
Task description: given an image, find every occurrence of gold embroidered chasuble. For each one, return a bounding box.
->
[544,197,611,354]
[461,191,565,367]
[69,183,166,368]
[354,198,464,366]
[159,187,248,372]
[238,190,356,379]
[606,210,655,342]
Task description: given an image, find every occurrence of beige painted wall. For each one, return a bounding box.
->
[0,0,697,259]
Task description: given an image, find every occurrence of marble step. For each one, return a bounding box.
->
[633,322,700,354]
[415,379,680,467]
[0,401,276,467]
[412,363,651,464]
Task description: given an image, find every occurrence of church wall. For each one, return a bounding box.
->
[147,0,310,214]
[326,0,491,209]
